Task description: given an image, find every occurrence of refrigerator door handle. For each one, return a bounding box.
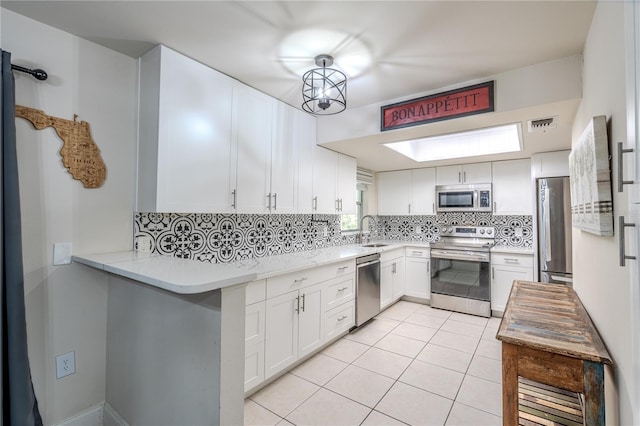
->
[543,187,552,262]
[550,275,573,284]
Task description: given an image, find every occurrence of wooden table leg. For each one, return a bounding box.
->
[583,361,605,425]
[502,343,519,425]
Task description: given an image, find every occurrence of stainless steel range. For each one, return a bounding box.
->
[430,226,495,317]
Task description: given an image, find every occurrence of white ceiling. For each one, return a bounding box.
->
[2,0,597,170]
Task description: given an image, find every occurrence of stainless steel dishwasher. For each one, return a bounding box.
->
[355,253,381,327]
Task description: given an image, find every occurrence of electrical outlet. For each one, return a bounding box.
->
[56,351,75,379]
[515,227,523,237]
[135,235,152,252]
[415,226,422,234]
[323,225,328,237]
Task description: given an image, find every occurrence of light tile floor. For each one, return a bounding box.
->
[245,301,503,426]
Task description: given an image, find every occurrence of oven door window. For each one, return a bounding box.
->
[438,191,474,208]
[431,257,490,301]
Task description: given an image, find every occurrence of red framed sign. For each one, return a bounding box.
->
[381,81,494,131]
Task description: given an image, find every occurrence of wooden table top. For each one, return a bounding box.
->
[496,280,612,364]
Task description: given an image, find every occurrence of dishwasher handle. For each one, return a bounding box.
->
[356,253,381,267]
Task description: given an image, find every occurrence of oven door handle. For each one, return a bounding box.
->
[430,249,489,262]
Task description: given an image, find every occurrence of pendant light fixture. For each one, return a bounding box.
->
[301,54,347,115]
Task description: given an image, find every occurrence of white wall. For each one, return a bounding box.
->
[571,2,634,424]
[1,9,137,425]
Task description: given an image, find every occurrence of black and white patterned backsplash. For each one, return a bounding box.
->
[134,212,533,263]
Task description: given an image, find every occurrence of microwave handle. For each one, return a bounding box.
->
[473,190,478,208]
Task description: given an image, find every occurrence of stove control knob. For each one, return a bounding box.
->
[487,229,493,235]
[447,227,454,233]
[479,229,485,235]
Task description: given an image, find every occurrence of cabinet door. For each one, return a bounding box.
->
[294,110,317,213]
[405,257,430,299]
[312,146,338,214]
[380,260,394,309]
[270,103,297,213]
[411,168,436,215]
[491,265,533,313]
[436,165,463,185]
[462,162,492,183]
[245,302,265,391]
[377,170,411,215]
[232,84,274,214]
[298,283,324,358]
[337,154,357,214]
[392,258,405,301]
[492,159,532,215]
[264,290,299,379]
[152,46,235,213]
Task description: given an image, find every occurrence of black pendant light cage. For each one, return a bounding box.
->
[301,55,347,115]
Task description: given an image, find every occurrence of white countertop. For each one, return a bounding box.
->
[490,246,535,255]
[72,241,421,295]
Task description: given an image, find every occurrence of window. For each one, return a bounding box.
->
[341,188,363,231]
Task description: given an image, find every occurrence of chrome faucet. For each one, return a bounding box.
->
[358,215,376,244]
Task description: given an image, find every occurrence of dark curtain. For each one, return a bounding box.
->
[1,50,43,425]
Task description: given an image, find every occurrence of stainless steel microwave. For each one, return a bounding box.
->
[436,184,492,212]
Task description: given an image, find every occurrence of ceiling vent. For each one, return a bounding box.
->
[527,116,557,132]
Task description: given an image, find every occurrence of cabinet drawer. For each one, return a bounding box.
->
[323,275,355,312]
[245,301,265,346]
[405,247,429,258]
[323,301,354,341]
[491,253,534,268]
[246,279,266,305]
[266,260,354,299]
[380,248,404,263]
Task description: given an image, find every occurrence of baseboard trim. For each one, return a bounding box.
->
[103,402,129,426]
[55,402,128,426]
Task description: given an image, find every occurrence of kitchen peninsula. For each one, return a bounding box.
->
[72,243,414,425]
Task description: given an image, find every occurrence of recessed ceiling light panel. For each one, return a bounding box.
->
[383,123,523,162]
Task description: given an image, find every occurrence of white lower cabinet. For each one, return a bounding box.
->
[264,282,324,380]
[404,247,431,300]
[244,301,265,391]
[248,261,355,392]
[381,250,405,309]
[490,252,534,314]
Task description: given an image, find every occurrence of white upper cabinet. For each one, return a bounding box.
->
[492,158,533,215]
[232,84,275,214]
[337,154,357,214]
[312,147,338,214]
[410,168,437,215]
[312,147,356,214]
[138,45,235,213]
[137,45,317,214]
[436,162,492,185]
[294,111,317,213]
[377,170,411,215]
[377,168,436,215]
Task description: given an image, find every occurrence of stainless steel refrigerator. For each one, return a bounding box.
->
[537,177,573,285]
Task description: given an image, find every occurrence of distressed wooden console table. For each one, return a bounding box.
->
[496,281,612,425]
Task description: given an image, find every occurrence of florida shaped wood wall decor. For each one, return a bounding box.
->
[15,105,106,188]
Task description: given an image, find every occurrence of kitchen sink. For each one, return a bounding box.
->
[361,243,389,248]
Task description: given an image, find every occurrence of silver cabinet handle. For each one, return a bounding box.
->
[273,193,277,210]
[432,202,435,214]
[427,261,430,272]
[267,193,272,210]
[293,277,308,284]
[619,215,637,266]
[339,198,343,211]
[300,293,306,312]
[295,296,300,313]
[504,258,520,264]
[313,196,318,211]
[392,262,396,274]
[463,171,467,183]
[458,171,462,183]
[411,250,423,255]
[337,286,348,292]
[493,201,497,214]
[617,142,634,192]
[337,315,347,322]
[231,189,237,209]
[408,203,411,214]
[337,266,348,271]
[492,267,495,280]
